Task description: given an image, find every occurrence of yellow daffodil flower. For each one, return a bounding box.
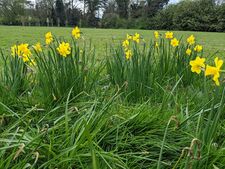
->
[125,50,132,60]
[11,45,17,57]
[22,55,29,62]
[186,48,192,56]
[133,33,140,43]
[190,56,205,74]
[165,31,173,39]
[127,34,133,40]
[194,45,203,52]
[187,35,195,45]
[45,32,53,45]
[205,57,223,86]
[154,31,159,39]
[72,26,81,39]
[57,42,71,57]
[122,39,129,49]
[17,43,32,62]
[171,38,179,47]
[33,42,42,52]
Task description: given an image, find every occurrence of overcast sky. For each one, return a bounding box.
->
[170,0,179,3]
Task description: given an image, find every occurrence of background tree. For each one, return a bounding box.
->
[145,0,169,17]
[35,0,55,26]
[115,0,130,19]
[0,0,30,25]
[55,0,66,26]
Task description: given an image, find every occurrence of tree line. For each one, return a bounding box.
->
[1,0,225,32]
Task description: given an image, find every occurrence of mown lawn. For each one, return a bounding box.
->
[1,26,225,55]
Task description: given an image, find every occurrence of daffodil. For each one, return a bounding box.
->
[45,32,53,45]
[165,31,173,39]
[11,43,32,62]
[122,39,129,49]
[72,26,81,39]
[187,35,195,45]
[154,31,159,39]
[133,33,140,43]
[127,34,133,40]
[22,55,29,62]
[186,48,192,56]
[57,42,71,57]
[33,42,42,52]
[190,56,205,74]
[171,38,179,47]
[125,50,132,60]
[17,43,32,62]
[205,57,223,86]
[194,45,203,52]
[11,45,17,57]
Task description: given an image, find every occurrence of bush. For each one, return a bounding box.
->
[101,13,120,28]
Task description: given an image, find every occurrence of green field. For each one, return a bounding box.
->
[1,26,225,55]
[1,26,225,169]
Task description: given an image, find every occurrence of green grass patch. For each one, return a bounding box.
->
[0,26,225,169]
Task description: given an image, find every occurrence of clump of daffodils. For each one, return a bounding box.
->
[190,56,224,86]
[11,43,35,65]
[121,33,141,60]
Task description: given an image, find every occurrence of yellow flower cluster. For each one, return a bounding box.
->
[121,33,141,60]
[11,43,32,62]
[154,31,179,48]
[190,56,224,86]
[9,26,83,69]
[57,42,71,57]
[152,32,221,85]
[164,31,179,47]
[11,43,37,66]
[185,35,203,56]
[133,33,140,43]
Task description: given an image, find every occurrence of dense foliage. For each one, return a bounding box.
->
[1,0,225,32]
[102,0,225,32]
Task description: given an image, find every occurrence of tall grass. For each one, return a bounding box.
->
[33,38,102,106]
[0,29,225,169]
[106,35,202,102]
